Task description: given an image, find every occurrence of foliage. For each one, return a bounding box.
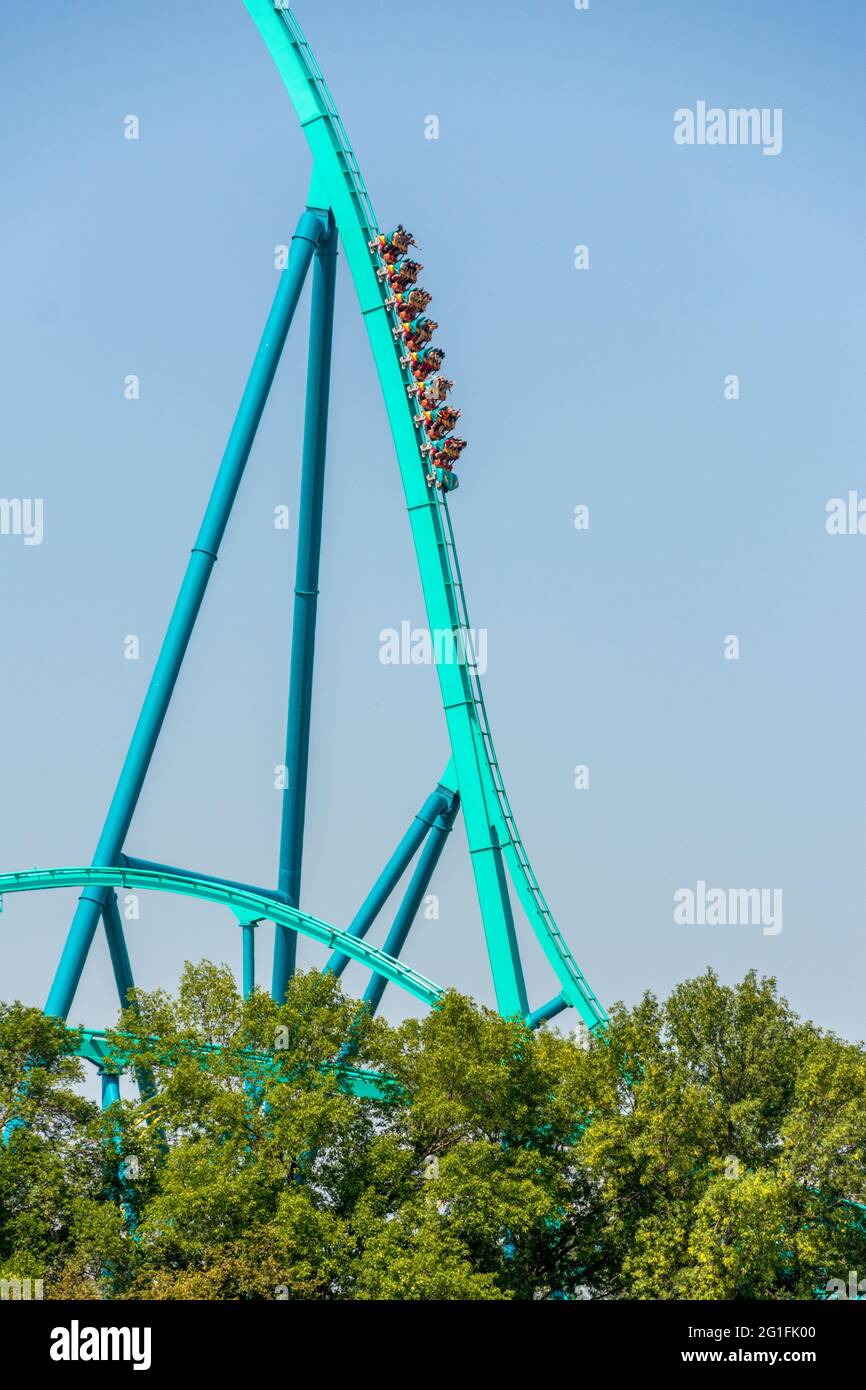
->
[0,967,863,1300]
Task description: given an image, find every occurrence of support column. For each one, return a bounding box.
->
[102,890,135,1010]
[363,790,459,1014]
[323,788,449,981]
[45,209,327,1021]
[242,920,257,999]
[485,821,529,1018]
[100,1070,138,1245]
[103,887,157,1102]
[101,1072,121,1110]
[273,212,338,999]
[526,993,568,1029]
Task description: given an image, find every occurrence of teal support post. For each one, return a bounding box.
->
[324,788,449,980]
[101,1072,121,1110]
[242,922,256,999]
[102,890,135,1011]
[100,1071,138,1245]
[273,210,338,1000]
[45,209,327,1021]
[363,790,459,1014]
[487,825,529,1018]
[526,993,568,1029]
[104,887,156,1103]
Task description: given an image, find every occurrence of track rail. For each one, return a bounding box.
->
[0,867,442,1007]
[73,1027,398,1101]
[245,2,605,1029]
[436,498,605,1027]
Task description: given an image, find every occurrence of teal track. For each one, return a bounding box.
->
[244,2,606,1032]
[0,866,441,1008]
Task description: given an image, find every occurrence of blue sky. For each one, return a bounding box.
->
[1,0,865,1044]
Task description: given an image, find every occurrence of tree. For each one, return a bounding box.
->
[575,970,866,1299]
[0,1003,111,1293]
[1,965,863,1299]
[96,967,593,1300]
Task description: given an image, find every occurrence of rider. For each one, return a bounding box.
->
[416,405,461,439]
[390,287,433,321]
[378,258,423,289]
[387,225,418,254]
[408,375,454,411]
[396,316,437,352]
[404,346,446,380]
[369,225,419,265]
[423,435,467,466]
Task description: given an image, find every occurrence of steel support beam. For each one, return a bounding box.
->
[483,821,529,1018]
[45,209,327,1021]
[100,1072,121,1110]
[101,890,135,1011]
[242,922,256,999]
[526,993,568,1029]
[363,790,459,1014]
[324,787,450,980]
[274,210,338,999]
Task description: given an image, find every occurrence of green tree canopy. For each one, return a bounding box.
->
[0,966,863,1300]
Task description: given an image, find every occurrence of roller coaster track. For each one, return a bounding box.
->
[1,3,605,1060]
[249,2,606,1031]
[0,866,441,1008]
[72,1025,397,1104]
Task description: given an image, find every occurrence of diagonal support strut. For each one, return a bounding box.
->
[323,781,452,981]
[45,208,330,1021]
[363,786,460,1015]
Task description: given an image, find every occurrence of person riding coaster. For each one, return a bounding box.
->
[403,346,446,380]
[423,435,468,466]
[394,316,437,351]
[377,258,423,288]
[386,225,419,254]
[423,420,458,444]
[369,225,419,265]
[415,405,461,438]
[407,375,454,410]
[387,287,433,321]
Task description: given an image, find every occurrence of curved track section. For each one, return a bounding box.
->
[244,2,606,1031]
[0,867,442,1008]
[73,1028,397,1102]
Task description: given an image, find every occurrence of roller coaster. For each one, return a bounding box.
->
[0,2,606,1105]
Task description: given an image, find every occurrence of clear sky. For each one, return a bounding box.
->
[1,0,864,1045]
